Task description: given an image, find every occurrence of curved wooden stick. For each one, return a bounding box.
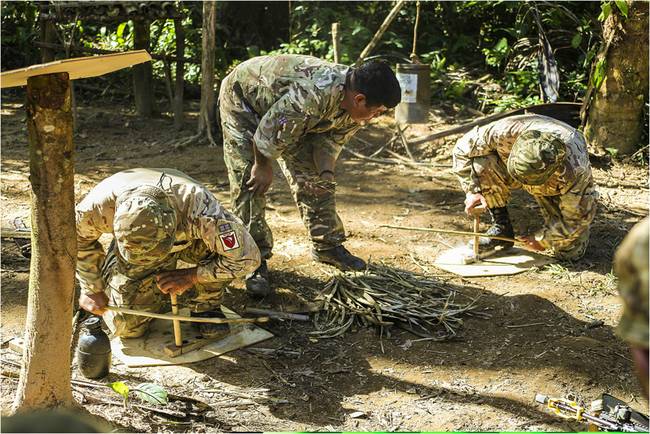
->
[379,224,521,244]
[105,305,270,324]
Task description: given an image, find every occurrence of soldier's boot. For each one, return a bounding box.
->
[312,245,366,271]
[245,261,272,297]
[191,309,230,340]
[471,206,515,253]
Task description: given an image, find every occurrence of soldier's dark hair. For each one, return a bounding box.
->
[350,60,401,108]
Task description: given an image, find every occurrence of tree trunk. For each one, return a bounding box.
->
[198,1,217,138]
[173,17,185,130]
[39,16,57,63]
[582,0,649,155]
[12,72,76,411]
[133,18,154,118]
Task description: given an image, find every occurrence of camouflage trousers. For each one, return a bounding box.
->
[219,80,345,260]
[473,154,597,260]
[102,240,227,338]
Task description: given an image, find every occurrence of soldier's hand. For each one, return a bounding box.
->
[79,292,109,316]
[464,192,488,215]
[156,268,198,296]
[247,162,273,195]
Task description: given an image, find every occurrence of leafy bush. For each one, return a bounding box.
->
[1,1,603,113]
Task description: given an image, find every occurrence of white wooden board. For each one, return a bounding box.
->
[111,306,273,368]
[0,50,151,89]
[434,246,553,277]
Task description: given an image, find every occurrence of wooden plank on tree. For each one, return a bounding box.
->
[33,42,199,65]
[0,50,152,89]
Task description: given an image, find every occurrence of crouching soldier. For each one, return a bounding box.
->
[219,54,401,296]
[76,168,260,339]
[453,114,598,260]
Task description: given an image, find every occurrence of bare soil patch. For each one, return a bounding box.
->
[1,98,647,431]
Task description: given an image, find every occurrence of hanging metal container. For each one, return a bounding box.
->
[394,63,431,124]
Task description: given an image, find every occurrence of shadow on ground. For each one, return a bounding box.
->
[181,264,633,429]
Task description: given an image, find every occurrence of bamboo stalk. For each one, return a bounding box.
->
[244,308,309,321]
[379,224,520,244]
[105,305,269,324]
[331,22,341,64]
[355,0,406,66]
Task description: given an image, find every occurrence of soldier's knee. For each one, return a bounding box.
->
[113,327,147,339]
[111,317,148,338]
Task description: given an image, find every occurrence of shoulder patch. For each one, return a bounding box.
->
[219,230,240,251]
[218,223,232,233]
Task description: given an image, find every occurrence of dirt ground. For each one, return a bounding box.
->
[1,96,648,432]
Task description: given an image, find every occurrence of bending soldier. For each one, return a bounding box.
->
[219,54,401,295]
[76,168,260,339]
[453,114,598,260]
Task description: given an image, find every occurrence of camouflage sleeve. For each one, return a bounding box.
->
[76,207,107,295]
[253,82,324,159]
[615,217,649,348]
[308,124,362,161]
[193,215,261,283]
[534,171,598,258]
[452,125,497,193]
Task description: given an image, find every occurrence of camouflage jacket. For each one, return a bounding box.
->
[453,114,597,250]
[615,217,649,348]
[223,55,362,160]
[453,114,592,196]
[76,168,260,294]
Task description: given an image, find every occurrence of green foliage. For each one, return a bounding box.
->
[95,21,134,50]
[133,383,168,406]
[614,0,629,18]
[598,2,613,21]
[598,0,628,22]
[483,38,510,68]
[592,58,607,90]
[266,21,331,59]
[1,1,603,114]
[1,1,39,69]
[107,381,168,407]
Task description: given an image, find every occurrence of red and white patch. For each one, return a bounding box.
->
[219,231,240,251]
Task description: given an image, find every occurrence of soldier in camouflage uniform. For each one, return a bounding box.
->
[614,217,648,397]
[453,114,598,260]
[76,168,260,338]
[219,55,401,295]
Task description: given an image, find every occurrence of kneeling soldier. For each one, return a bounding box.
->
[76,168,260,339]
[453,114,598,260]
